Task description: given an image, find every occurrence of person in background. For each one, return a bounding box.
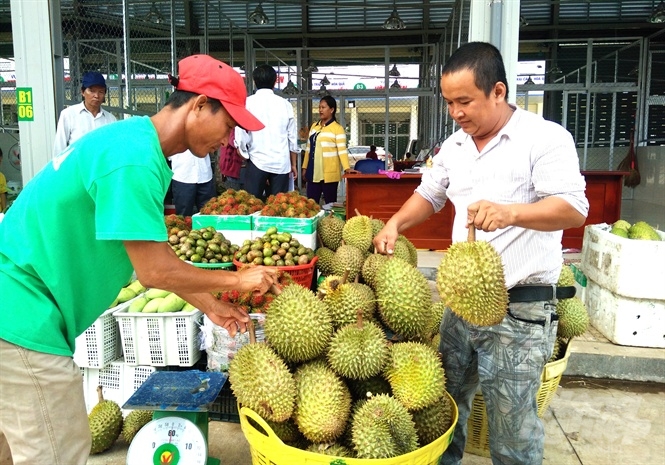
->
[0,54,278,465]
[302,96,357,204]
[365,144,378,160]
[169,149,217,216]
[373,42,589,465]
[235,64,298,200]
[218,127,246,191]
[0,149,6,213]
[53,71,117,156]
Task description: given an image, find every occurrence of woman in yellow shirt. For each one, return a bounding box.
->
[302,96,356,204]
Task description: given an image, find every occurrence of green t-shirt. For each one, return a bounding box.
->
[0,116,173,356]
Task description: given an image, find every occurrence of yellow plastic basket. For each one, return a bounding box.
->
[465,341,572,457]
[239,391,459,465]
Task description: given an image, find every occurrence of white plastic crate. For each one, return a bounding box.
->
[113,307,203,367]
[585,278,665,348]
[81,359,157,415]
[73,300,132,368]
[580,224,665,300]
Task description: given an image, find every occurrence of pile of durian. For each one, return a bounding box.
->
[229,213,455,459]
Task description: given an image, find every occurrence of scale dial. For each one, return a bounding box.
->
[126,416,207,465]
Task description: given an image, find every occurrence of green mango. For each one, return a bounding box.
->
[144,288,171,300]
[142,297,163,313]
[157,293,186,313]
[128,296,149,313]
[117,287,137,303]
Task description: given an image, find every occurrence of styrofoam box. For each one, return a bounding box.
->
[73,300,133,368]
[113,307,203,367]
[251,210,323,250]
[580,224,665,300]
[585,278,665,348]
[81,358,157,415]
[191,213,253,245]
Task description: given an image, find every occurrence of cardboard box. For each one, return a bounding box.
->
[580,224,665,300]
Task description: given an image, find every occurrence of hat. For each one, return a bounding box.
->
[171,55,264,131]
[81,71,106,89]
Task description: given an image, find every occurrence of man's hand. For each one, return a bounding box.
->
[207,300,251,337]
[372,222,400,255]
[467,200,514,232]
[291,165,298,181]
[236,265,279,295]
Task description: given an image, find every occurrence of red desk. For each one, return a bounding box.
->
[345,171,627,251]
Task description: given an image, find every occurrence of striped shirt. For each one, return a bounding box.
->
[416,106,589,288]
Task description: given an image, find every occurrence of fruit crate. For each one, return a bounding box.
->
[580,224,665,300]
[251,210,324,249]
[585,278,665,348]
[73,299,133,369]
[208,379,240,423]
[113,307,203,367]
[239,390,458,465]
[191,213,253,245]
[465,341,572,457]
[233,256,318,288]
[82,358,157,415]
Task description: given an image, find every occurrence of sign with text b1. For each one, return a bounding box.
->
[16,87,34,121]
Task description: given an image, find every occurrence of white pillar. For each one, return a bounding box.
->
[10,0,58,183]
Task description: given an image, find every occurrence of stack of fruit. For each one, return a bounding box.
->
[108,279,146,308]
[169,226,239,265]
[199,189,264,215]
[164,214,191,233]
[126,288,196,314]
[261,190,321,218]
[609,219,662,240]
[234,227,315,266]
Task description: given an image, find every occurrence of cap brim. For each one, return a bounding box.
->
[224,102,265,131]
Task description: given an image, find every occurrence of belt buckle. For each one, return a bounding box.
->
[549,284,557,300]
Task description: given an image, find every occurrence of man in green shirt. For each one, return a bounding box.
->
[0,55,276,464]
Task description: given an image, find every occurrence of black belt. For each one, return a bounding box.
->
[508,285,576,303]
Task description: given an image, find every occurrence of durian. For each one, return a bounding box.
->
[228,343,296,422]
[293,360,352,443]
[361,253,388,289]
[342,215,374,252]
[375,257,432,339]
[318,213,345,251]
[264,284,333,363]
[88,386,123,454]
[306,443,353,457]
[612,219,631,231]
[383,342,446,411]
[556,297,589,339]
[331,244,365,282]
[351,393,419,459]
[436,226,508,326]
[411,394,455,446]
[121,410,153,443]
[315,247,335,276]
[322,275,375,328]
[327,316,389,380]
[557,265,575,287]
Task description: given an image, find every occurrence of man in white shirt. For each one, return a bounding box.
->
[235,65,298,200]
[53,71,117,156]
[374,42,589,465]
[169,149,216,216]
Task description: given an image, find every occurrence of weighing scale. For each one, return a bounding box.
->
[123,370,227,465]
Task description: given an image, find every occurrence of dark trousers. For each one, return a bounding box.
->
[306,180,338,205]
[171,178,217,216]
[244,159,290,201]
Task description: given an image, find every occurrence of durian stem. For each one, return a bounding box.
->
[467,224,476,242]
[248,319,256,344]
[356,309,364,329]
[354,208,362,217]
[270,283,283,296]
[341,269,350,285]
[96,385,104,404]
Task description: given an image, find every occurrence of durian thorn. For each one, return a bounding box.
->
[96,385,105,403]
[341,269,350,285]
[467,223,476,242]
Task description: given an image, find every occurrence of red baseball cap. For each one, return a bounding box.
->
[171,55,264,131]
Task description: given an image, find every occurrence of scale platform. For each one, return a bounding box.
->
[123,370,228,465]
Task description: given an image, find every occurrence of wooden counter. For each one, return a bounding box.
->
[344,170,627,251]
